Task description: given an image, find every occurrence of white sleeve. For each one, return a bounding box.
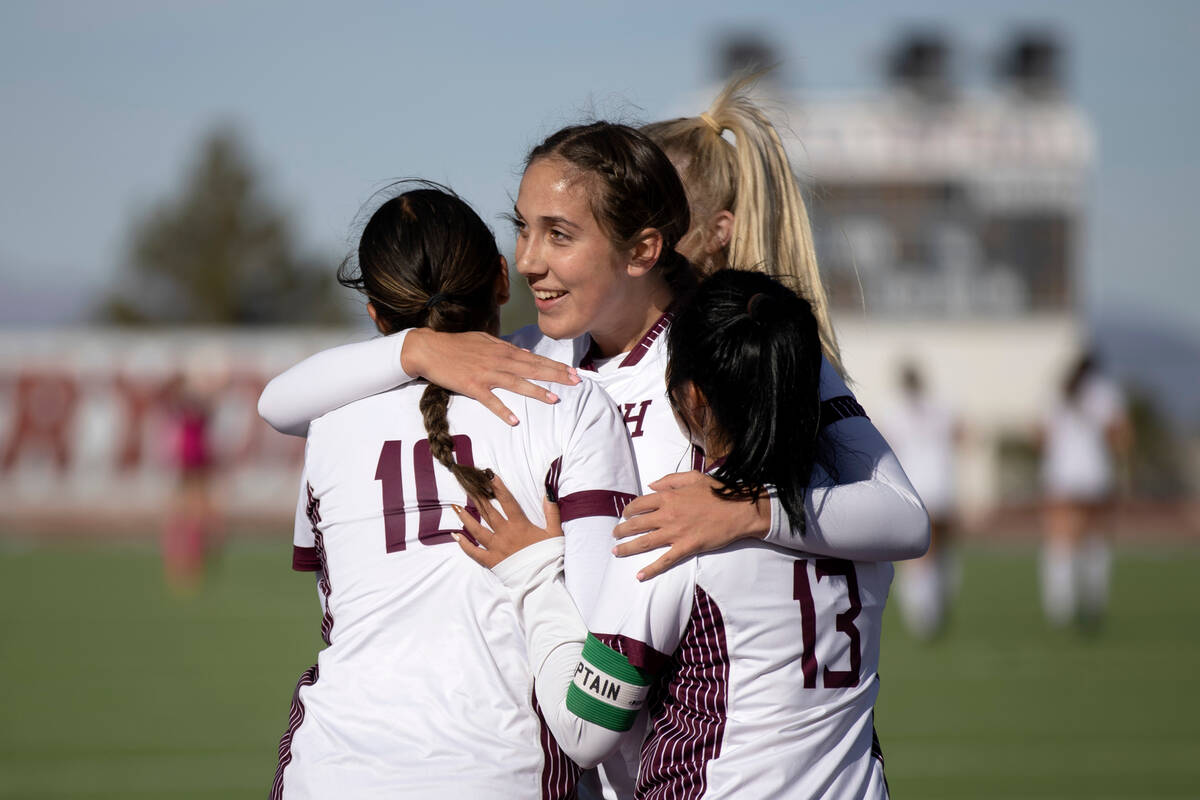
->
[762,358,930,561]
[554,380,642,618]
[258,330,414,436]
[291,459,329,616]
[492,539,688,769]
[292,460,319,570]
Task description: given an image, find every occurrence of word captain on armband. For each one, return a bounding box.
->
[565,634,652,732]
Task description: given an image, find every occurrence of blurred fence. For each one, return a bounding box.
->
[0,328,358,535]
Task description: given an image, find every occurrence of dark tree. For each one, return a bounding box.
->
[100,127,346,325]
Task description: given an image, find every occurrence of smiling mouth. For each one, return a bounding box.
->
[532,289,568,301]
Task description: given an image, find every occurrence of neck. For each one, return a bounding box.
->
[589,279,675,358]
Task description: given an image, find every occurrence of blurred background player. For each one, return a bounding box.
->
[884,361,961,640]
[1038,351,1132,629]
[161,357,226,594]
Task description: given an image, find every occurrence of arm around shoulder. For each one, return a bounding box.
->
[765,415,930,561]
[258,330,413,436]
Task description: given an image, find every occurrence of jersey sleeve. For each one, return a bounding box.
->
[292,460,320,571]
[490,538,690,769]
[552,379,642,618]
[258,330,414,436]
[762,357,930,561]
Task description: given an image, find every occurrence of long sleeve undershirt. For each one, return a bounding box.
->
[259,330,929,562]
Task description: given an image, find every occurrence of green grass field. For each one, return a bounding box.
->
[1,539,1197,799]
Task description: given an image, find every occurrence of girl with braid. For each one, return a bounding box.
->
[271,182,640,800]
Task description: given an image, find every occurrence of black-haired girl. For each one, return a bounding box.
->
[456,270,892,799]
[270,183,640,799]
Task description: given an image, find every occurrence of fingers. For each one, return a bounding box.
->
[451,530,499,569]
[505,347,579,386]
[613,511,661,539]
[490,475,525,523]
[505,377,561,406]
[633,548,682,582]
[647,470,704,491]
[477,393,521,427]
[542,496,562,537]
[454,504,494,546]
[620,493,663,520]
[468,494,501,532]
[612,530,668,557]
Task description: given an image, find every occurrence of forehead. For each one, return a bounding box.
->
[517,157,598,218]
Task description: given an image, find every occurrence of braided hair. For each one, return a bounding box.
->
[338,181,500,499]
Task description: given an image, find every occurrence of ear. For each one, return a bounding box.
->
[703,210,735,256]
[674,380,708,431]
[625,228,665,278]
[366,301,391,334]
[494,255,511,307]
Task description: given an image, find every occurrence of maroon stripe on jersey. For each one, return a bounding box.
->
[558,490,636,523]
[690,445,705,472]
[269,662,319,800]
[619,311,673,368]
[636,586,729,800]
[871,720,891,798]
[533,689,581,800]
[820,395,868,427]
[577,311,673,372]
[593,632,672,675]
[544,457,563,502]
[577,340,601,372]
[306,483,334,646]
[292,546,320,571]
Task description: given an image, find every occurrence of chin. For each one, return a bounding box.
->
[537,314,587,342]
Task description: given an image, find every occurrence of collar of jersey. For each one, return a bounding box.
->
[578,311,674,372]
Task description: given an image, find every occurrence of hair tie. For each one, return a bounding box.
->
[424,292,450,310]
[746,292,770,319]
[699,112,723,135]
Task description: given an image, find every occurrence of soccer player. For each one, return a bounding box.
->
[270,183,640,799]
[456,270,892,799]
[884,362,962,640]
[1039,352,1130,629]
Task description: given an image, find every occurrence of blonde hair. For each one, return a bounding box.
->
[642,73,846,379]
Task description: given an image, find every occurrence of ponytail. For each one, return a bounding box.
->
[666,269,825,527]
[643,72,847,379]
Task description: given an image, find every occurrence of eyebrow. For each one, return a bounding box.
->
[512,205,582,231]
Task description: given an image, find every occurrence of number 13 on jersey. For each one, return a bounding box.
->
[794,558,863,689]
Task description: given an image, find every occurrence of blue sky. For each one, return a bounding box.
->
[2,0,1197,342]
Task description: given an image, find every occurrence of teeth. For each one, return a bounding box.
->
[533,290,567,300]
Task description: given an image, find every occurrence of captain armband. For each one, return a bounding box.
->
[565,634,652,732]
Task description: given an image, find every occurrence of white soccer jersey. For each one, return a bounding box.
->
[513,313,890,800]
[579,540,893,800]
[1041,376,1125,501]
[884,396,957,517]
[272,377,640,800]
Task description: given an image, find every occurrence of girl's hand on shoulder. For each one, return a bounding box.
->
[453,474,562,569]
[403,329,579,426]
[611,470,771,581]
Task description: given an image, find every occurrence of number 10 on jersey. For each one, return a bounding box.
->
[374,437,481,553]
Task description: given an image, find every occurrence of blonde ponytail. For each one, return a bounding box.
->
[643,73,846,379]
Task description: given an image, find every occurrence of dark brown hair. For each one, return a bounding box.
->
[338,181,500,498]
[526,122,698,299]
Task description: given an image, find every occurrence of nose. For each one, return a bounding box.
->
[515,232,543,281]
